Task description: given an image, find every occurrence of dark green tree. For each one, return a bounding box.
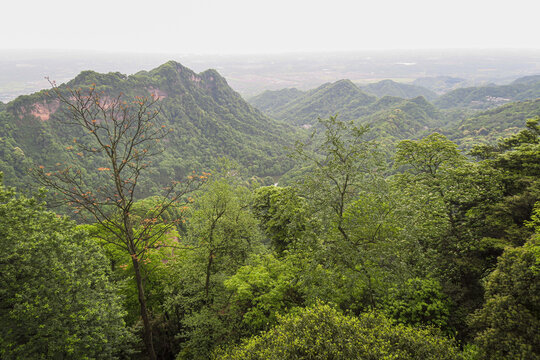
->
[252,185,309,254]
[471,117,540,246]
[394,133,503,337]
[162,176,261,359]
[0,175,132,359]
[471,237,540,359]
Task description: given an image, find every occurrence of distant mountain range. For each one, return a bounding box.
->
[434,75,540,110]
[443,99,540,147]
[248,75,540,145]
[360,80,438,101]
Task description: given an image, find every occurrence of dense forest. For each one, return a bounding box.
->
[1,61,539,360]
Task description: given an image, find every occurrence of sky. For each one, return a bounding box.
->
[2,0,539,54]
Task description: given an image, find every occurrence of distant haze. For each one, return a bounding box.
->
[1,49,540,102]
[1,0,540,54]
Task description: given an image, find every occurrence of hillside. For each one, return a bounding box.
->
[361,79,438,101]
[0,61,296,191]
[269,79,377,126]
[359,96,442,141]
[434,75,540,109]
[249,79,444,142]
[412,76,468,94]
[248,88,305,117]
[444,99,540,147]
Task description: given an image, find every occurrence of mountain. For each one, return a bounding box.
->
[412,76,468,94]
[268,79,377,126]
[511,75,540,85]
[249,79,443,142]
[358,96,443,141]
[361,80,438,101]
[248,88,305,117]
[444,99,540,147]
[0,61,296,191]
[434,75,540,110]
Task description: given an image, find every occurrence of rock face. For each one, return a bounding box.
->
[18,100,60,121]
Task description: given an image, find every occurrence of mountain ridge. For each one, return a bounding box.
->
[0,61,296,191]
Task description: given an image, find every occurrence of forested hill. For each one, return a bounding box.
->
[248,88,305,116]
[434,75,540,109]
[0,61,296,190]
[412,76,468,94]
[266,79,377,126]
[360,79,438,101]
[445,98,540,147]
[249,79,444,141]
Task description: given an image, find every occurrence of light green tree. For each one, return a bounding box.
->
[163,176,262,359]
[292,115,397,310]
[215,301,463,360]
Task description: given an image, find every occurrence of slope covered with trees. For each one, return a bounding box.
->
[445,99,540,147]
[269,79,377,126]
[361,79,438,101]
[247,88,305,116]
[0,61,296,191]
[434,75,540,110]
[249,80,445,142]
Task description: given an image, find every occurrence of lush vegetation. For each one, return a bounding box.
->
[248,88,305,116]
[1,62,539,359]
[0,61,297,193]
[434,76,540,110]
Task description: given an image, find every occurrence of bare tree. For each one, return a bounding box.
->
[35,81,207,360]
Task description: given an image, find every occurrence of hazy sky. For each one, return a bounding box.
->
[2,0,539,54]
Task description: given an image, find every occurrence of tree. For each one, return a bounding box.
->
[471,238,540,359]
[252,185,309,254]
[292,115,392,310]
[471,117,540,246]
[0,175,132,359]
[394,133,504,338]
[34,81,206,359]
[224,253,304,334]
[293,116,382,239]
[162,176,261,359]
[215,301,463,360]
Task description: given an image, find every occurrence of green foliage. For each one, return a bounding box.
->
[291,116,409,313]
[471,238,540,360]
[383,278,452,331]
[252,186,309,253]
[470,117,540,246]
[434,77,540,110]
[248,88,305,116]
[0,176,133,359]
[224,254,303,333]
[215,301,463,360]
[394,133,506,338]
[162,176,262,359]
[447,99,540,148]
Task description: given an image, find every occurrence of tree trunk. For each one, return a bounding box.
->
[205,249,214,304]
[131,254,157,360]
